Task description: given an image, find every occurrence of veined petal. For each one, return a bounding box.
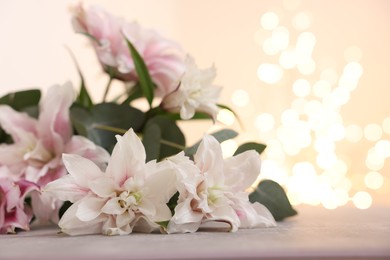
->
[194,135,224,186]
[106,128,146,185]
[101,197,126,215]
[76,196,106,221]
[62,154,104,187]
[44,175,88,202]
[224,150,261,192]
[88,177,116,198]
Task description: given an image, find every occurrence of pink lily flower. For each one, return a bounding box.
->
[0,168,38,233]
[72,4,185,97]
[0,82,110,224]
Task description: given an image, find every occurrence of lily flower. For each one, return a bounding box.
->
[0,82,110,224]
[166,135,276,233]
[0,167,39,234]
[72,4,185,97]
[44,128,177,236]
[161,56,222,120]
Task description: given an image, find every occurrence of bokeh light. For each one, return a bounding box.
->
[257,63,284,84]
[352,191,372,209]
[231,89,250,107]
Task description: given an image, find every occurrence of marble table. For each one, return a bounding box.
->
[1,205,390,259]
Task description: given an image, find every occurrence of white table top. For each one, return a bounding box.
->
[1,205,389,260]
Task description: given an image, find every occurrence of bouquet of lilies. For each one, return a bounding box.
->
[0,4,296,235]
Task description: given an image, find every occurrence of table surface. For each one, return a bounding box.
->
[1,205,390,260]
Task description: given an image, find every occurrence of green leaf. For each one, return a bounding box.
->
[234,142,267,156]
[185,129,238,156]
[143,116,185,160]
[142,123,162,162]
[249,180,297,221]
[70,103,145,152]
[125,39,154,107]
[0,89,41,111]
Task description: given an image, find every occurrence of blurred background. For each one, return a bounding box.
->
[1,0,389,209]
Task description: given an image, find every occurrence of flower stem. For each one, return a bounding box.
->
[102,68,114,102]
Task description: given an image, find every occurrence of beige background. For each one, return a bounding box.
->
[1,0,389,209]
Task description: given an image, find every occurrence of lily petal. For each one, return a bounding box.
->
[101,197,126,215]
[44,175,89,202]
[76,196,106,221]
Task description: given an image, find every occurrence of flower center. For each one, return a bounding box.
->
[118,190,142,210]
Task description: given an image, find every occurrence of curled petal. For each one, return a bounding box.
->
[238,202,276,228]
[207,205,240,232]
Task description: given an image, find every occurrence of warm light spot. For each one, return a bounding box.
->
[231,89,250,107]
[272,26,290,51]
[292,161,316,177]
[382,117,390,134]
[336,177,352,192]
[366,149,384,171]
[344,45,363,62]
[296,32,316,56]
[220,139,238,158]
[304,100,322,117]
[257,63,284,84]
[262,38,280,55]
[352,191,372,209]
[320,69,338,85]
[338,75,360,92]
[297,59,316,75]
[281,109,300,125]
[365,171,384,190]
[364,124,383,141]
[255,113,275,132]
[260,12,279,31]
[313,80,331,98]
[328,124,346,141]
[345,124,363,143]
[314,137,335,153]
[292,79,311,97]
[292,12,311,31]
[374,140,390,159]
[264,140,285,162]
[343,62,363,81]
[334,188,349,206]
[282,141,301,155]
[217,109,235,126]
[316,152,337,169]
[331,159,349,176]
[279,49,297,69]
[260,159,289,185]
[330,87,350,106]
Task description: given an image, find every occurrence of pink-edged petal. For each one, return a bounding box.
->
[59,200,106,236]
[76,196,106,221]
[44,175,89,202]
[106,128,146,185]
[0,105,37,142]
[62,153,104,187]
[194,135,224,186]
[224,150,261,192]
[38,82,74,146]
[88,177,116,198]
[101,197,126,215]
[64,136,110,171]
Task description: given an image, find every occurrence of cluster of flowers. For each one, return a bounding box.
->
[0,4,278,235]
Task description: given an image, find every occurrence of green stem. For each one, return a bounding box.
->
[92,124,186,150]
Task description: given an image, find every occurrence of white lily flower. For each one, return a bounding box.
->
[167,135,276,233]
[45,128,177,235]
[161,56,222,120]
